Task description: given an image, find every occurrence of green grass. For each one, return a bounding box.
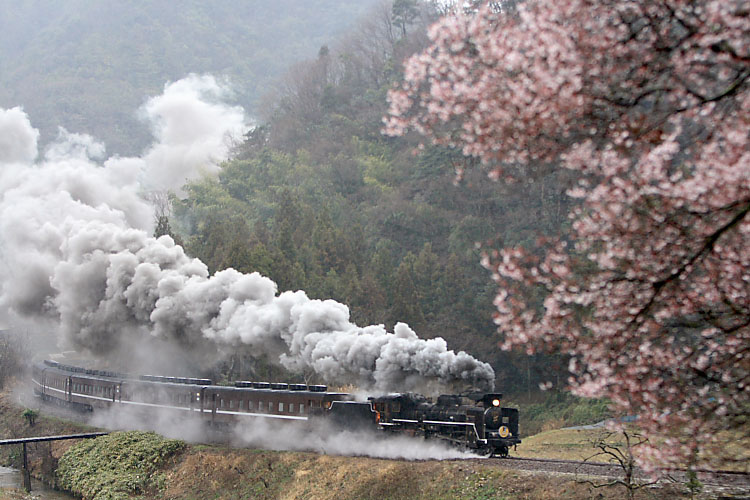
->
[507,392,612,437]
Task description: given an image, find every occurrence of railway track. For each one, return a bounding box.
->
[482,455,750,492]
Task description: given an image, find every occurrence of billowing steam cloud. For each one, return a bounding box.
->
[0,75,495,393]
[140,75,247,192]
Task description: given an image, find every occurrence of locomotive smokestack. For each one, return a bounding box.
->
[0,78,495,393]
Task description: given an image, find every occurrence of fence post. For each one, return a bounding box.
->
[22,442,31,492]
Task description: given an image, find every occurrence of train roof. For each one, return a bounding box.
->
[39,360,347,396]
[40,360,211,386]
[206,384,350,397]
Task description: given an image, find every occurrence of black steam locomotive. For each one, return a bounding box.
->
[31,360,520,456]
[369,392,520,457]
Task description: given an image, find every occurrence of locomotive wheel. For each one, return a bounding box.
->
[495,446,509,458]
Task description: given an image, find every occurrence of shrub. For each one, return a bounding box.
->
[56,431,184,500]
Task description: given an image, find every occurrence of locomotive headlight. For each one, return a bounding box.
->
[492,399,501,407]
[498,426,510,438]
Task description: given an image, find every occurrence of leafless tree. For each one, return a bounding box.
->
[578,430,660,500]
[0,331,26,389]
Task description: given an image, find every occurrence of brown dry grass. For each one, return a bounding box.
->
[514,428,616,462]
[0,489,31,500]
[155,445,692,500]
[517,426,750,474]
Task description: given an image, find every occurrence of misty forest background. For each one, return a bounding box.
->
[0,1,578,403]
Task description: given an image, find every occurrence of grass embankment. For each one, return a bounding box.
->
[515,428,612,462]
[53,434,692,500]
[507,392,612,437]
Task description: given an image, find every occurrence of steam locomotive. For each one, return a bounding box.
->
[31,360,520,457]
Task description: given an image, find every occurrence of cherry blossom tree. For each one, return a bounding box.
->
[385,0,749,469]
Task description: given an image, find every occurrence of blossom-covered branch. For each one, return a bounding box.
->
[385,0,749,469]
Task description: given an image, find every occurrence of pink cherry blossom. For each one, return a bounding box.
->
[386,0,749,470]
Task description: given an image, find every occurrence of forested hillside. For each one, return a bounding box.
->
[170,1,574,391]
[0,0,377,155]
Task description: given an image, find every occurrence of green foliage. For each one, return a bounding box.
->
[515,392,612,437]
[169,0,575,392]
[56,431,185,500]
[22,408,38,427]
[685,468,703,499]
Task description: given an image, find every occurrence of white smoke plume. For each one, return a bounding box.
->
[0,107,39,164]
[0,76,495,393]
[140,74,247,192]
[231,418,476,460]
